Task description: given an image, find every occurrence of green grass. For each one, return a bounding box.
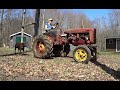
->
[0,47,14,55]
[0,47,32,55]
[99,51,120,55]
[0,47,14,51]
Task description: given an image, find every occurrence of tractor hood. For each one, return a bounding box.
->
[64,28,95,34]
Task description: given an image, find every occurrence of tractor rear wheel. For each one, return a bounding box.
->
[33,35,53,59]
[73,45,91,64]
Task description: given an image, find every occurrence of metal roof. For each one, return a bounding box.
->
[10,32,32,38]
[105,36,120,39]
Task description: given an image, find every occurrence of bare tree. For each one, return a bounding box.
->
[42,9,45,31]
[108,9,120,36]
[34,9,40,38]
[0,9,34,47]
[0,9,4,47]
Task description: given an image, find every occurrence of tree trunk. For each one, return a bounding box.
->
[21,9,26,43]
[81,19,84,28]
[34,9,40,38]
[0,9,4,47]
[42,9,45,32]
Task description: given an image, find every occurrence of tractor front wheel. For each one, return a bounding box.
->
[73,45,91,64]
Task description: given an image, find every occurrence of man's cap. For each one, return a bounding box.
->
[48,18,53,21]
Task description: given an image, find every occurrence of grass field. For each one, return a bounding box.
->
[0,47,120,81]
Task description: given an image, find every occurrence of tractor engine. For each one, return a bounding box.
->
[64,28,96,46]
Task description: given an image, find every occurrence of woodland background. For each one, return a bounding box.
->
[0,9,120,51]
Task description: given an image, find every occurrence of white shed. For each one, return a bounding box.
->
[10,32,32,48]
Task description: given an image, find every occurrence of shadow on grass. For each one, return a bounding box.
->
[0,53,17,56]
[0,50,32,57]
[35,55,74,61]
[91,60,120,80]
[65,56,73,59]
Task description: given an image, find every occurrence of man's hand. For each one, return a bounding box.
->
[54,22,59,25]
[52,22,59,29]
[52,26,56,28]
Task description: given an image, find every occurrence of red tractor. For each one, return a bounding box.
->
[33,23,97,63]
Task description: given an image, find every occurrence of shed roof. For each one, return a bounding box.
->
[105,36,120,39]
[10,32,32,38]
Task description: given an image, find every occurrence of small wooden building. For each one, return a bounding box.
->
[105,37,120,52]
[10,32,32,48]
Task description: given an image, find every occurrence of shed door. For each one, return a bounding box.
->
[116,39,120,52]
[16,37,26,43]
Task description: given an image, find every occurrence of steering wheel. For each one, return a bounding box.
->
[52,22,58,28]
[51,22,65,34]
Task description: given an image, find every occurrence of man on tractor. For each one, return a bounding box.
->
[43,18,56,32]
[42,18,54,33]
[42,18,60,34]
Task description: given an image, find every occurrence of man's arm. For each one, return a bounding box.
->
[45,24,56,30]
[45,25,51,30]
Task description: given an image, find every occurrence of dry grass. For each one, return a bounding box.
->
[0,47,120,81]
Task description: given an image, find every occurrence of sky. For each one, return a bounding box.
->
[28,9,110,21]
[73,9,110,21]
